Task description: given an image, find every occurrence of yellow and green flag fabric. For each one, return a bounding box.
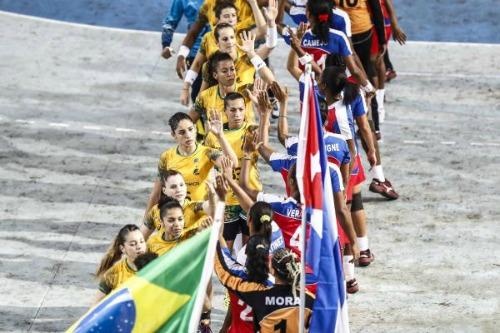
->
[67,228,211,333]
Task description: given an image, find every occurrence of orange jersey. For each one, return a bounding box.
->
[335,0,373,34]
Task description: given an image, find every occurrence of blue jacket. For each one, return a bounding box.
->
[161,0,209,58]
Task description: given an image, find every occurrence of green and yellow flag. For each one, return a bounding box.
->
[67,228,213,333]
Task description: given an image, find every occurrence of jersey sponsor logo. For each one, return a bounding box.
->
[265,296,300,306]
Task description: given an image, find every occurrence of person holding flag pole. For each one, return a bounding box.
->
[297,63,350,332]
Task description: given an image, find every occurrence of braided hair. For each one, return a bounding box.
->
[272,248,301,297]
[245,235,270,283]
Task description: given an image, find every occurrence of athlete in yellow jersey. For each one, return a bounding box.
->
[144,113,238,220]
[181,0,279,105]
[204,93,262,249]
[141,170,211,240]
[94,225,146,302]
[147,200,212,256]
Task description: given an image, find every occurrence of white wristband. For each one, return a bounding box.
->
[250,55,266,71]
[361,81,375,94]
[298,53,313,66]
[184,69,198,85]
[178,45,190,58]
[266,26,278,48]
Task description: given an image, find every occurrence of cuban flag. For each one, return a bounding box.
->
[296,68,349,332]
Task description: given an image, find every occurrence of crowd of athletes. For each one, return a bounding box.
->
[93,0,407,331]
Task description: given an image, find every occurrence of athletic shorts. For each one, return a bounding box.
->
[223,210,249,241]
[370,26,380,56]
[352,29,376,78]
[346,154,366,201]
[337,219,349,246]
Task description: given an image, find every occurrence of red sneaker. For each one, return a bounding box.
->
[346,278,359,294]
[358,249,375,267]
[369,178,399,200]
[385,69,397,82]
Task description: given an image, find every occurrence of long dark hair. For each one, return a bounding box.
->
[324,54,360,105]
[245,235,270,283]
[321,66,347,99]
[248,201,273,241]
[206,49,234,87]
[307,0,332,44]
[96,224,140,277]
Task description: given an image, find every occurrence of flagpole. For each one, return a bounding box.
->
[188,201,225,333]
[298,63,312,333]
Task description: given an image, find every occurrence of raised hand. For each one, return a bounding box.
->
[236,30,257,57]
[220,156,234,181]
[269,81,288,104]
[214,174,229,201]
[243,130,259,154]
[262,0,278,25]
[246,77,267,105]
[206,109,223,137]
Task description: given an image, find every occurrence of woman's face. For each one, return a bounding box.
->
[120,230,146,262]
[162,174,187,202]
[224,98,245,128]
[218,8,237,27]
[172,119,196,149]
[213,59,236,86]
[216,27,236,53]
[162,208,185,240]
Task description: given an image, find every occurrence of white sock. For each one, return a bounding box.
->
[372,165,385,182]
[343,255,355,281]
[357,236,369,251]
[376,89,385,123]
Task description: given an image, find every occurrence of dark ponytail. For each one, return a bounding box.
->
[248,201,273,242]
[96,224,140,277]
[307,0,332,44]
[324,54,360,105]
[271,248,301,297]
[245,235,270,283]
[321,66,347,98]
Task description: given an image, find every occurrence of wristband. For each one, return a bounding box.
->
[266,26,278,48]
[184,69,198,85]
[361,81,375,94]
[250,55,266,71]
[178,45,190,58]
[298,53,313,66]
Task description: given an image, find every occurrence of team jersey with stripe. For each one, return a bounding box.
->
[158,144,221,202]
[300,28,352,71]
[215,243,314,333]
[98,259,136,294]
[347,91,368,152]
[325,99,353,140]
[143,199,205,232]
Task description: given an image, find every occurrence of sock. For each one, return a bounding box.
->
[343,255,355,281]
[372,165,385,182]
[376,89,385,123]
[357,236,369,251]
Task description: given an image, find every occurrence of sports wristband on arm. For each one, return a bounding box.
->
[298,53,313,66]
[184,69,199,85]
[178,45,190,58]
[266,26,278,48]
[250,55,267,71]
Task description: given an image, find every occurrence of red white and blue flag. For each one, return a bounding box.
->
[297,69,349,333]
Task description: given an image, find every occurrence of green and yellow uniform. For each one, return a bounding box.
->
[158,144,221,202]
[194,82,254,138]
[202,48,256,87]
[199,23,248,60]
[98,259,136,294]
[205,122,262,221]
[200,0,256,31]
[147,228,199,256]
[144,199,206,232]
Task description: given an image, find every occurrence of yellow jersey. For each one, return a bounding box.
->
[147,228,198,256]
[335,0,373,34]
[202,48,255,87]
[205,123,262,207]
[143,199,206,232]
[200,0,256,31]
[98,259,135,294]
[158,144,221,201]
[193,82,254,138]
[199,24,246,59]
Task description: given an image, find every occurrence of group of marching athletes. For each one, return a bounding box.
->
[92,0,407,331]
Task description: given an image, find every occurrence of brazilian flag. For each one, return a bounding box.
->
[67,228,212,333]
